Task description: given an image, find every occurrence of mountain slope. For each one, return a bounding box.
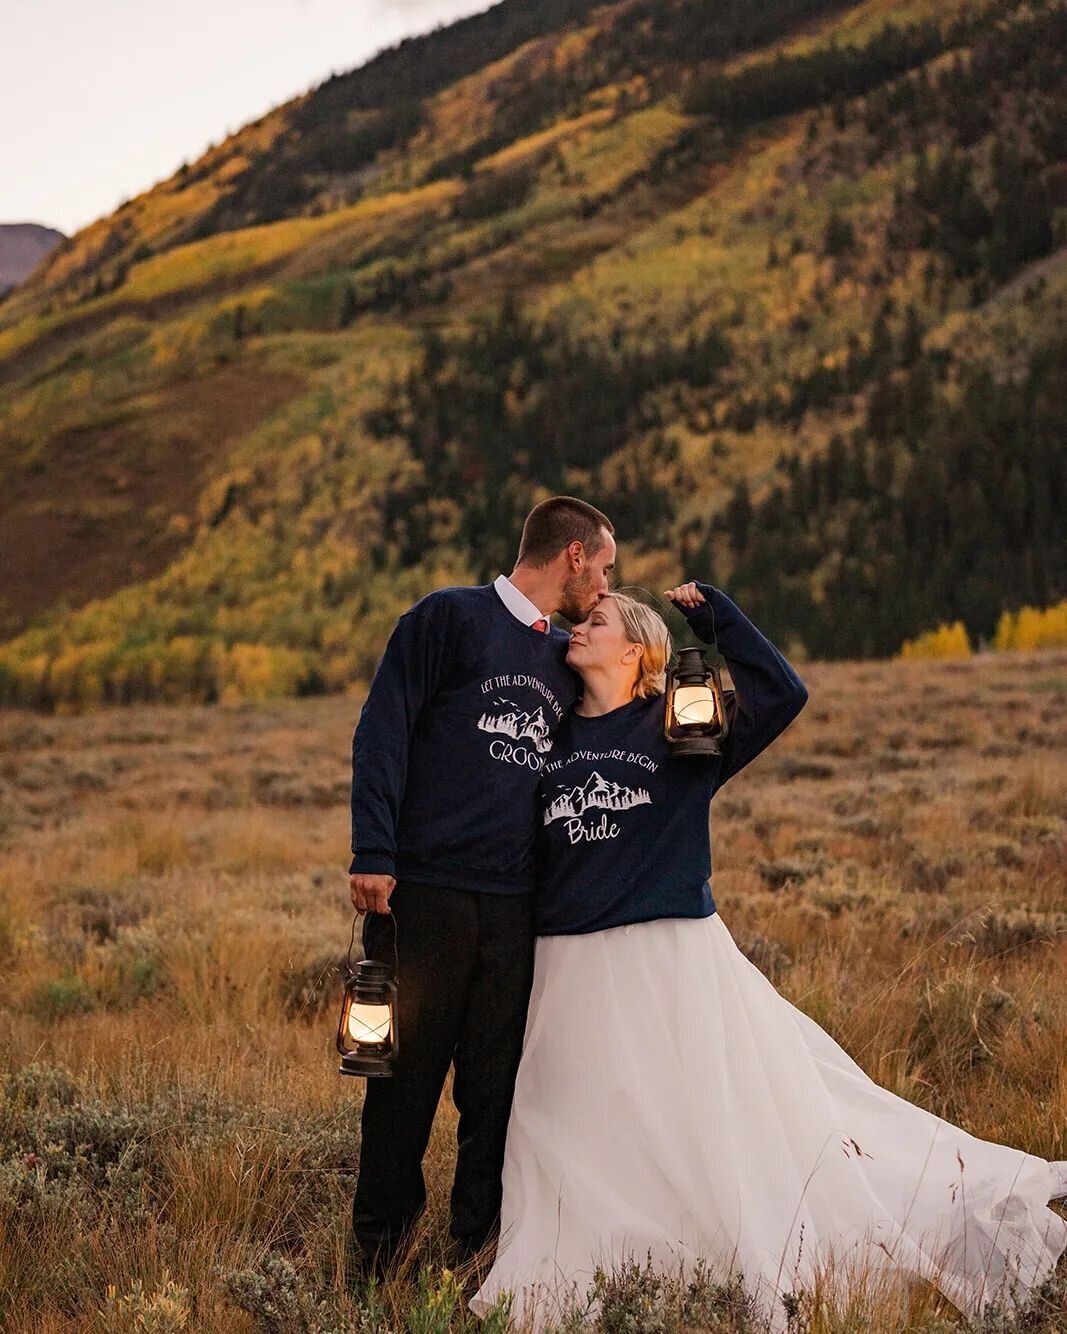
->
[0,223,65,294]
[0,0,1064,708]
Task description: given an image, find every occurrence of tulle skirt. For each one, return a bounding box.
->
[469,912,1067,1331]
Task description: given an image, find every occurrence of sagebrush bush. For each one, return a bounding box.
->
[909,972,1018,1075]
[101,1272,193,1333]
[26,971,96,1021]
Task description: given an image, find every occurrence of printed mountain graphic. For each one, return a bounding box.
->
[544,770,651,825]
[477,697,552,753]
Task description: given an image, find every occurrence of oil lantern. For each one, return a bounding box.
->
[336,949,398,1078]
[664,646,731,757]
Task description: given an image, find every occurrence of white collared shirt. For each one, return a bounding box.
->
[493,574,549,628]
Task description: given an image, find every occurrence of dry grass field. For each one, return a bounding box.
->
[1,647,1065,1332]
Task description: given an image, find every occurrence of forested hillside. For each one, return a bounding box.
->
[1,0,1064,708]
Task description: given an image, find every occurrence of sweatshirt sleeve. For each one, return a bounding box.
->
[677,582,808,790]
[349,597,453,878]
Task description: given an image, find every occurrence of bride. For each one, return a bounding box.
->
[469,581,1067,1330]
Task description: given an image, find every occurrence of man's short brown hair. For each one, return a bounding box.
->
[516,496,614,568]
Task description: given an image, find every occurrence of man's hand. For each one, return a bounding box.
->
[663,581,706,608]
[349,873,397,915]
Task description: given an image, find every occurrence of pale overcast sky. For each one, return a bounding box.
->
[2,0,495,236]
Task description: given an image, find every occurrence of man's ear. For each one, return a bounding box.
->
[566,540,584,570]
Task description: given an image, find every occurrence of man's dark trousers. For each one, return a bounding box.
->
[353,880,536,1266]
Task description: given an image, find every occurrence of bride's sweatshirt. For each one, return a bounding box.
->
[535,583,808,936]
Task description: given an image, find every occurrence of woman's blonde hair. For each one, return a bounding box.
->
[603,591,672,698]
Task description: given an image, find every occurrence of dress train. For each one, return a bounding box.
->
[470,912,1067,1330]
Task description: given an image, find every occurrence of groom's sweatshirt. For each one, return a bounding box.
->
[535,584,809,935]
[350,584,579,895]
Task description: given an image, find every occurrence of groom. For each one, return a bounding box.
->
[348,496,616,1276]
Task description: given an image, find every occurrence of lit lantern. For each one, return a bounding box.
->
[664,646,731,757]
[336,958,399,1078]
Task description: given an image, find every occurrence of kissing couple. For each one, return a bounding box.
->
[347,496,1067,1330]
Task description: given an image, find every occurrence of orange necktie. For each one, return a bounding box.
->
[532,618,549,634]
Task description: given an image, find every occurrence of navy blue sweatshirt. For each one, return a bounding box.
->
[535,583,808,935]
[350,584,579,895]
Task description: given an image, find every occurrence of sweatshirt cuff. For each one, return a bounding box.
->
[349,852,397,877]
[677,583,720,643]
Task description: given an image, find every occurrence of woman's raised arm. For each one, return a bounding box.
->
[664,581,808,789]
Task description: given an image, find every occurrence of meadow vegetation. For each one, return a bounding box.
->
[1,649,1065,1329]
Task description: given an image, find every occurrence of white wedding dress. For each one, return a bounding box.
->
[470,912,1067,1331]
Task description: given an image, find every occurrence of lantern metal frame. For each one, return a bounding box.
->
[336,912,399,1078]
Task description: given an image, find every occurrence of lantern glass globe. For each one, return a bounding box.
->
[673,684,719,727]
[347,1000,392,1045]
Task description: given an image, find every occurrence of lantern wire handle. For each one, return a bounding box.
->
[612,583,719,658]
[346,909,400,981]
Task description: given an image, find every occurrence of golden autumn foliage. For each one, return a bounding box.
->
[899,601,1067,662]
[898,621,973,660]
[217,642,315,704]
[0,638,318,712]
[8,597,1067,713]
[994,600,1067,652]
